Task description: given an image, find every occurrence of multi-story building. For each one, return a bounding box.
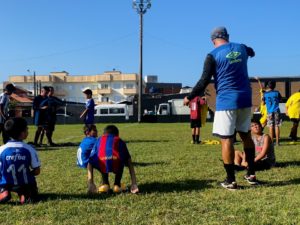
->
[144,75,182,95]
[8,71,139,104]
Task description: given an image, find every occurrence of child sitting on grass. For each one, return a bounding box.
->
[234,119,276,171]
[77,124,98,194]
[0,118,41,204]
[89,125,139,194]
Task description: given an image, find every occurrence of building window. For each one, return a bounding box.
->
[113,95,122,103]
[100,83,109,89]
[125,83,134,89]
[101,96,109,102]
[112,82,121,89]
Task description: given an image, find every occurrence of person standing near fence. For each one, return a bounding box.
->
[285,89,300,141]
[0,83,16,144]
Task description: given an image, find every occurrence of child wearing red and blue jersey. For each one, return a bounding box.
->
[89,125,139,194]
[0,118,41,204]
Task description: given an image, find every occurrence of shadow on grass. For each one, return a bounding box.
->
[126,140,170,143]
[37,192,112,202]
[27,142,81,151]
[275,138,300,145]
[138,179,215,193]
[263,178,300,187]
[133,161,168,167]
[275,161,300,167]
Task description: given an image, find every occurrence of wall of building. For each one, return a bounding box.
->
[8,71,139,104]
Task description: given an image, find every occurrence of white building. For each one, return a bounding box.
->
[8,71,140,104]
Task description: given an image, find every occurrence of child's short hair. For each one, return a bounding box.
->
[266,80,276,89]
[83,124,97,135]
[42,86,50,92]
[251,118,263,129]
[104,125,119,136]
[83,89,92,96]
[4,83,16,93]
[4,118,28,140]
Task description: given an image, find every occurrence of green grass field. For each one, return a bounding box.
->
[0,122,300,225]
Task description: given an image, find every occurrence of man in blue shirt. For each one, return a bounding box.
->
[80,89,95,125]
[184,27,257,190]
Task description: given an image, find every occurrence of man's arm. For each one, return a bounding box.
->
[242,44,255,58]
[184,54,215,105]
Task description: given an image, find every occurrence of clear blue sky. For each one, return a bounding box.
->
[1,0,300,86]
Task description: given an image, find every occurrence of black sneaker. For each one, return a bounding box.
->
[220,180,238,190]
[244,174,259,185]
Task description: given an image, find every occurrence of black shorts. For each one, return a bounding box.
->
[254,160,272,171]
[1,182,38,197]
[291,118,300,123]
[190,119,201,128]
[46,122,56,131]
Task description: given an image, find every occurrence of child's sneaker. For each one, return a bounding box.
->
[120,183,128,192]
[113,183,127,193]
[113,185,121,193]
[0,189,11,203]
[244,174,259,185]
[220,180,238,191]
[98,184,110,193]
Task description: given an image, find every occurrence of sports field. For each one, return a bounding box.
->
[0,122,299,225]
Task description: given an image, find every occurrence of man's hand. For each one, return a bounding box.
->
[183,96,190,106]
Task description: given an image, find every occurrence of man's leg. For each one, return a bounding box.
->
[239,132,258,184]
[46,123,57,146]
[34,126,43,145]
[221,138,236,183]
[39,129,45,145]
[213,110,237,190]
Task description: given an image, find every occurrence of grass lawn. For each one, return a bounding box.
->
[0,122,299,225]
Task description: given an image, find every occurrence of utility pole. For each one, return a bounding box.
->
[132,0,151,122]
